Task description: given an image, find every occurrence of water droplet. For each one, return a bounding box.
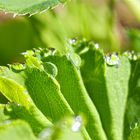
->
[105,53,120,67]
[95,43,99,49]
[51,49,56,56]
[17,103,21,106]
[10,64,25,71]
[67,52,81,68]
[123,51,139,61]
[21,50,34,57]
[6,104,12,112]
[38,128,52,140]
[43,50,51,58]
[68,38,77,45]
[79,47,89,55]
[71,116,82,132]
[13,13,17,18]
[130,121,139,130]
[133,55,137,61]
[44,48,56,57]
[21,52,27,56]
[43,62,58,77]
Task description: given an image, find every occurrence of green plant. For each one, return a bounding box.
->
[0,0,140,140]
[0,39,140,140]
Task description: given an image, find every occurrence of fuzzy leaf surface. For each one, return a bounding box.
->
[124,59,140,139]
[80,47,130,140]
[44,54,107,140]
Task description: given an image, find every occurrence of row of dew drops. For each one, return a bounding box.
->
[6,38,140,72]
[68,38,140,68]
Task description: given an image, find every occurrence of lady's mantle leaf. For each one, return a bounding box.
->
[0,0,66,15]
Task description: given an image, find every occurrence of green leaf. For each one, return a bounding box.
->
[124,59,140,139]
[0,120,38,140]
[24,67,74,121]
[0,104,50,135]
[44,54,107,140]
[124,0,140,22]
[0,59,74,128]
[105,56,130,140]
[79,46,131,140]
[57,128,84,140]
[0,93,8,104]
[0,76,30,108]
[0,0,66,15]
[39,116,85,140]
[1,53,90,139]
[0,67,52,131]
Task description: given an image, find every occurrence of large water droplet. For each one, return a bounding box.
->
[43,62,58,77]
[105,53,120,67]
[67,52,81,68]
[71,116,82,132]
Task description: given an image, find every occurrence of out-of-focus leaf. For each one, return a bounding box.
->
[0,104,49,135]
[79,43,130,140]
[0,19,39,65]
[35,0,120,53]
[127,29,140,52]
[125,0,140,22]
[0,0,66,15]
[0,120,38,140]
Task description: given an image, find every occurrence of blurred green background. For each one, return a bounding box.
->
[0,0,140,65]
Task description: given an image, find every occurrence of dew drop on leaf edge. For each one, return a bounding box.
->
[105,53,120,67]
[71,116,82,132]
